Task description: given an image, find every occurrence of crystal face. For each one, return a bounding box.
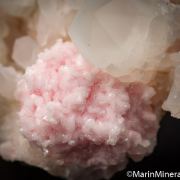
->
[12,36,38,69]
[69,0,175,79]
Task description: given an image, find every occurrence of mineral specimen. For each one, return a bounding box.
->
[16,40,158,178]
[0,0,180,180]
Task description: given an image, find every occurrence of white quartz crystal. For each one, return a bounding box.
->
[69,0,175,79]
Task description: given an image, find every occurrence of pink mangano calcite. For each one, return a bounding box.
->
[16,40,159,179]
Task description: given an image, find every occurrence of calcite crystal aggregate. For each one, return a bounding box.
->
[16,41,158,172]
[0,0,180,180]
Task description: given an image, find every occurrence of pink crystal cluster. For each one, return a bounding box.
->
[16,40,159,171]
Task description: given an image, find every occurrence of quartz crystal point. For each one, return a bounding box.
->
[69,0,175,80]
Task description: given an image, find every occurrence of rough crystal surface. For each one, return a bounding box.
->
[16,40,159,179]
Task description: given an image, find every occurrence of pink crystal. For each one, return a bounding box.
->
[16,40,159,178]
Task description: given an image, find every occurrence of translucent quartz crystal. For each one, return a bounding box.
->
[12,36,38,69]
[69,0,175,80]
